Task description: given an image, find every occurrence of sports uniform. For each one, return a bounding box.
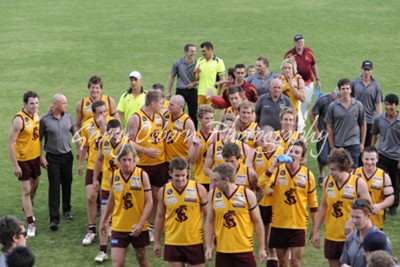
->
[193,130,213,187]
[81,95,112,122]
[237,121,258,149]
[164,113,192,162]
[274,130,301,151]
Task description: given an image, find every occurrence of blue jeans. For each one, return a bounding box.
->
[339,144,360,168]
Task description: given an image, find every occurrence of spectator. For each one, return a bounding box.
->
[0,215,28,267]
[247,56,280,97]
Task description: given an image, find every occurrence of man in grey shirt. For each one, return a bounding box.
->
[325,78,366,168]
[167,43,198,128]
[371,93,400,215]
[351,60,383,147]
[40,94,77,230]
[247,56,280,97]
[255,78,293,130]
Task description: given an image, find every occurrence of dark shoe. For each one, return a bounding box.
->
[64,211,74,220]
[389,207,398,215]
[50,222,59,231]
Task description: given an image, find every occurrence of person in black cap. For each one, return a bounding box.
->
[285,34,321,132]
[351,60,383,149]
[363,230,398,267]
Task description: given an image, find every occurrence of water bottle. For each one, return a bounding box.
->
[315,86,322,99]
[277,154,293,163]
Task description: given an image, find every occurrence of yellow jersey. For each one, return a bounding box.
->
[164,113,192,162]
[81,95,111,122]
[212,140,246,168]
[194,130,214,184]
[235,164,253,190]
[111,167,149,232]
[14,111,40,161]
[163,180,204,245]
[280,75,301,115]
[274,130,301,151]
[212,185,254,253]
[237,121,258,149]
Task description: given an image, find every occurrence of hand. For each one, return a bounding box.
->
[192,134,200,146]
[205,247,213,261]
[371,204,380,215]
[131,224,143,237]
[95,114,105,127]
[100,223,107,237]
[311,232,320,249]
[194,67,201,74]
[77,165,84,176]
[153,242,162,258]
[360,144,364,153]
[93,180,100,192]
[259,248,267,262]
[40,155,48,169]
[186,82,197,89]
[13,165,22,178]
[144,148,160,158]
[166,92,172,100]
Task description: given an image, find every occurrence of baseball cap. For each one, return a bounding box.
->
[128,71,142,79]
[362,60,373,70]
[363,230,388,252]
[294,34,303,42]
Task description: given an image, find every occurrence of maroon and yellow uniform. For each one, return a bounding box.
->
[194,130,214,185]
[212,140,246,167]
[163,180,204,245]
[14,111,40,161]
[274,130,301,151]
[111,167,149,232]
[353,167,386,229]
[324,175,359,242]
[225,106,238,117]
[237,122,258,149]
[235,164,253,190]
[81,95,112,122]
[269,164,318,230]
[164,113,192,162]
[212,185,254,253]
[99,135,130,191]
[280,75,301,115]
[134,109,165,166]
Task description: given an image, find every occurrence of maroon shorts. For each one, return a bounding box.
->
[324,239,345,260]
[216,251,256,267]
[85,169,102,186]
[259,205,272,225]
[269,228,306,248]
[164,244,205,265]
[110,230,149,249]
[138,162,169,187]
[18,157,41,181]
[100,190,110,205]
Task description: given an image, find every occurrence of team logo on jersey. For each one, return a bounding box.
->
[223,210,237,229]
[257,153,263,158]
[175,205,188,223]
[216,192,222,198]
[167,188,173,195]
[122,193,133,210]
[280,170,286,175]
[142,116,147,121]
[328,181,334,188]
[25,117,29,122]
[217,146,223,151]
[115,176,120,181]
[104,141,109,146]
[284,188,297,205]
[86,102,90,106]
[356,173,362,177]
[90,122,94,127]
[332,201,344,218]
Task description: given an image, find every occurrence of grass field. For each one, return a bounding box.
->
[0,0,399,266]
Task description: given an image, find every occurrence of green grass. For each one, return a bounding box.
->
[0,0,399,266]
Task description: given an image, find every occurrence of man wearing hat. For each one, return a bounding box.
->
[285,34,321,132]
[340,198,392,267]
[351,60,383,148]
[117,70,147,129]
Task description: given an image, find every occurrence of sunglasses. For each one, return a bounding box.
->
[352,199,372,212]
[19,231,28,238]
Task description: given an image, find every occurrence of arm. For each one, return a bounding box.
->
[371,134,378,146]
[248,168,259,194]
[357,178,372,203]
[311,178,328,249]
[247,189,267,262]
[360,122,367,153]
[167,74,175,100]
[75,99,83,132]
[327,123,335,150]
[39,119,48,169]
[190,133,201,164]
[108,97,120,121]
[309,112,321,139]
[205,190,215,261]
[198,183,208,218]
[312,64,321,87]
[186,119,198,164]
[7,116,23,178]
[77,146,88,176]
[217,74,226,95]
[131,171,153,236]
[308,172,319,239]
[100,175,115,236]
[372,173,394,214]
[153,187,166,258]
[292,76,306,102]
[245,150,255,169]
[204,145,215,178]
[92,145,104,192]
[375,102,382,115]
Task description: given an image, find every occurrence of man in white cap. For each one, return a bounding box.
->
[117,70,147,129]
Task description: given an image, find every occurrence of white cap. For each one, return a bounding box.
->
[128,71,142,79]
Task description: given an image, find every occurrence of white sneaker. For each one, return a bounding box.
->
[94,251,108,262]
[27,223,36,237]
[82,231,97,245]
[149,228,154,242]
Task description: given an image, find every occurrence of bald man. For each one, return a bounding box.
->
[40,94,78,230]
[164,95,197,164]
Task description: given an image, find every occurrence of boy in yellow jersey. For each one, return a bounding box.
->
[274,107,305,152]
[219,85,245,120]
[127,90,169,242]
[153,158,208,266]
[352,146,394,230]
[205,163,267,266]
[263,141,318,267]
[92,120,130,263]
[7,91,41,238]
[151,83,170,117]
[99,143,152,267]
[279,58,306,132]
[311,148,371,267]
[75,76,118,132]
[236,101,259,149]
[204,114,252,178]
[191,105,217,192]
[246,125,284,266]
[77,100,112,246]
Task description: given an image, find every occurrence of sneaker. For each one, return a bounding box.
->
[82,231,97,245]
[63,211,74,221]
[27,223,36,237]
[50,222,58,231]
[149,228,154,242]
[94,251,108,263]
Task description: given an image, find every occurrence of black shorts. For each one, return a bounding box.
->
[269,228,306,248]
[164,244,205,265]
[216,251,256,267]
[324,239,344,260]
[18,157,41,181]
[110,230,149,249]
[138,162,169,187]
[259,205,272,225]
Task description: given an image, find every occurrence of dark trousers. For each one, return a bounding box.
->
[377,154,400,208]
[176,88,198,129]
[46,152,73,223]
